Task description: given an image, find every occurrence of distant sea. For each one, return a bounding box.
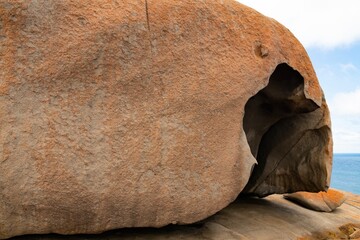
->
[331,153,360,194]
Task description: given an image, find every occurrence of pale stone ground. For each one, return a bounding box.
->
[10,191,360,240]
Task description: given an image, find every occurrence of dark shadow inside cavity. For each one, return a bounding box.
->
[242,63,319,195]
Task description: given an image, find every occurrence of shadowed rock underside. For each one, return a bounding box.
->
[243,63,332,197]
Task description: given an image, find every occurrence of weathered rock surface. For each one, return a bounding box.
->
[242,64,332,197]
[0,0,332,238]
[284,188,347,212]
[10,192,360,240]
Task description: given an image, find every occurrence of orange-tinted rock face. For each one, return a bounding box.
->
[284,189,347,212]
[0,0,332,238]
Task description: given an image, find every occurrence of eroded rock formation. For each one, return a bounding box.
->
[284,189,346,212]
[242,64,332,197]
[0,0,332,238]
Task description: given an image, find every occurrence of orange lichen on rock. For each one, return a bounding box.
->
[284,189,346,212]
[299,223,360,240]
[0,0,332,238]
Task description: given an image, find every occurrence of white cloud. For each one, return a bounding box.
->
[331,117,360,153]
[330,88,360,115]
[340,63,358,73]
[329,88,360,152]
[238,0,360,49]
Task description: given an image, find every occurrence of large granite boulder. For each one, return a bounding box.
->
[0,0,332,238]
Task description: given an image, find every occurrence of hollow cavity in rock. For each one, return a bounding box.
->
[242,63,331,197]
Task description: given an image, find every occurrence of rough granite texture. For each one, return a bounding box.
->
[0,0,332,238]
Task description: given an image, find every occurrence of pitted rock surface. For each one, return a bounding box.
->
[0,0,332,238]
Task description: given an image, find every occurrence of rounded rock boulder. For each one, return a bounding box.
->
[0,0,332,238]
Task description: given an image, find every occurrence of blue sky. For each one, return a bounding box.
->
[240,0,360,153]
